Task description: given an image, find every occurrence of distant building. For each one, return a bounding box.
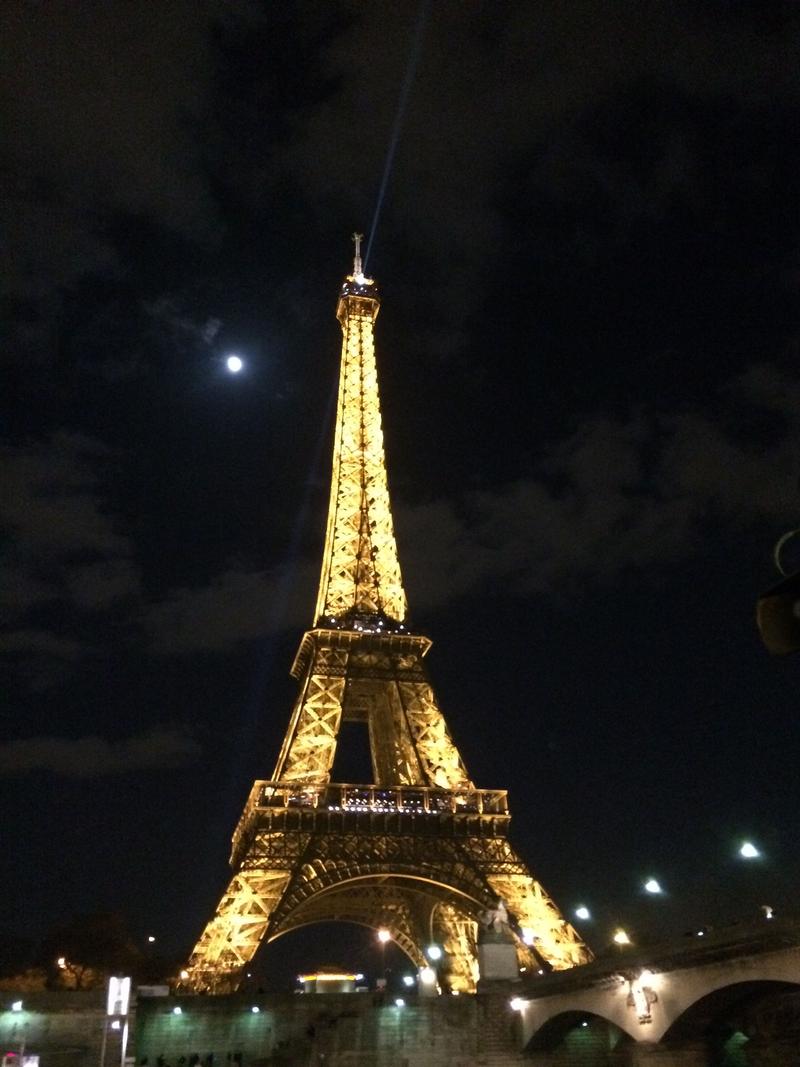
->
[298,968,361,994]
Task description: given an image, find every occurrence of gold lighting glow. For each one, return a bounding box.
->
[178,242,591,995]
[315,252,406,626]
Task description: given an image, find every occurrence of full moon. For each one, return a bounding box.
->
[226,354,243,373]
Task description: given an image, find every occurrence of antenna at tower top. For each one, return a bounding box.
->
[352,232,364,279]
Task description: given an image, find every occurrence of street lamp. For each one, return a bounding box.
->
[376,928,391,990]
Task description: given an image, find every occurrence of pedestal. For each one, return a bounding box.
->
[477,928,519,991]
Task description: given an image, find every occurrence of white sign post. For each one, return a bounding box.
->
[100,977,131,1067]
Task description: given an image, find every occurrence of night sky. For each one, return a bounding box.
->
[3,1,800,988]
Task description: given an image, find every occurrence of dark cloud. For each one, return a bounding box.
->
[276,2,800,312]
[6,1,796,380]
[129,363,799,653]
[0,630,83,659]
[66,559,141,611]
[0,727,201,778]
[142,561,315,654]
[0,0,262,378]
[2,1,234,244]
[0,432,135,608]
[1,432,128,557]
[400,366,798,609]
[3,362,795,666]
[0,628,89,693]
[0,433,138,687]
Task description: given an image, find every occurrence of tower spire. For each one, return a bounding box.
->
[314,241,407,627]
[352,231,364,279]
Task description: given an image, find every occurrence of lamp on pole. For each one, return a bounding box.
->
[376,929,391,990]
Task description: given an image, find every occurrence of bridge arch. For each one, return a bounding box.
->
[646,959,800,1042]
[520,947,800,1050]
[526,1009,634,1054]
[662,978,800,1049]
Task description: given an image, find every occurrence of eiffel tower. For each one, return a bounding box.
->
[182,238,591,993]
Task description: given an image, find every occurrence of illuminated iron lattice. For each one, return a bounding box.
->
[181,240,592,993]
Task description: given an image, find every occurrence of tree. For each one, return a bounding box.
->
[38,912,142,990]
[0,931,45,990]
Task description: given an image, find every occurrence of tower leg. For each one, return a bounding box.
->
[183,869,291,992]
[432,902,480,993]
[486,868,588,970]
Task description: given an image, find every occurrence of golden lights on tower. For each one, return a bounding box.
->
[179,240,591,995]
[314,234,407,627]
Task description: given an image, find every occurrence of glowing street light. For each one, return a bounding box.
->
[425,944,442,961]
[419,967,436,985]
[402,975,415,988]
[172,1006,183,1016]
[394,997,405,1008]
[613,929,631,945]
[11,1001,23,1012]
[575,906,591,921]
[509,997,526,1012]
[643,878,663,895]
[377,928,391,944]
[251,1005,260,1013]
[740,841,760,859]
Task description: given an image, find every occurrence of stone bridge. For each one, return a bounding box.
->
[516,919,800,1064]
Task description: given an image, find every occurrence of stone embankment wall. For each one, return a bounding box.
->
[0,990,113,1067]
[135,992,528,1067]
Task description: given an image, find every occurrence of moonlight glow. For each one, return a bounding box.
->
[226,354,243,373]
